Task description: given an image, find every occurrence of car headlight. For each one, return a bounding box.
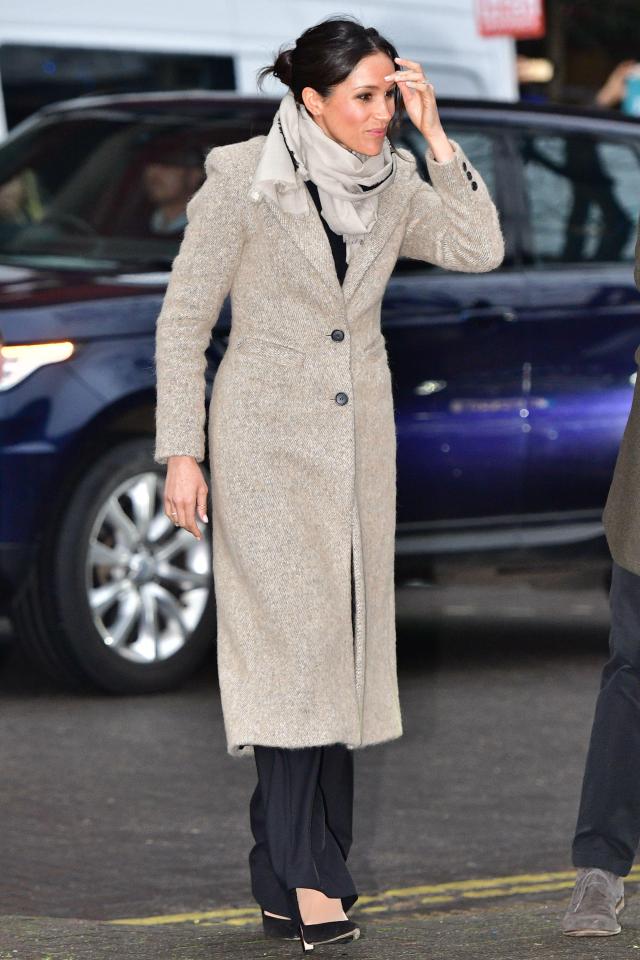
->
[0,341,75,391]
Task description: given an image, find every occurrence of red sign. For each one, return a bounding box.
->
[476,0,546,39]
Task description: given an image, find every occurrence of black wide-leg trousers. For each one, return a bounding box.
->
[572,560,640,876]
[249,744,359,920]
[247,555,359,921]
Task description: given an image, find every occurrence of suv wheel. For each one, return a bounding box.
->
[13,438,215,692]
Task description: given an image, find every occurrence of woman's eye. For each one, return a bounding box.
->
[357,91,395,102]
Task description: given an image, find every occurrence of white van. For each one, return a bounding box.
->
[0,0,517,138]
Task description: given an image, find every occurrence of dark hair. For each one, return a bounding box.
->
[257,15,407,151]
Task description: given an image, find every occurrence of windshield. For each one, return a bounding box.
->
[0,111,244,270]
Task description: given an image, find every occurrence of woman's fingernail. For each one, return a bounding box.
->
[203,514,208,522]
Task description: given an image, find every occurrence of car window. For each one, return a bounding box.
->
[0,114,265,270]
[394,126,500,272]
[519,131,640,266]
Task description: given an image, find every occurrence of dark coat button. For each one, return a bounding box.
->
[471,181,478,190]
[462,161,467,171]
[335,392,349,405]
[331,329,345,341]
[466,170,473,181]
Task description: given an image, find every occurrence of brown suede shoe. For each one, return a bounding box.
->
[561,867,625,936]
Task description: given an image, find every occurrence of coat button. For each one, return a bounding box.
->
[335,392,349,405]
[471,181,478,190]
[331,329,345,341]
[462,161,468,172]
[466,170,473,181]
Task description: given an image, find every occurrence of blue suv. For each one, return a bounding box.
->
[1,92,639,692]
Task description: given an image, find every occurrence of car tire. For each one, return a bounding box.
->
[12,437,216,693]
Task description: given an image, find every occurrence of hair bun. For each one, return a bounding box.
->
[273,47,294,87]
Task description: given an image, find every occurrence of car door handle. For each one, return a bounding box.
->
[459,306,518,325]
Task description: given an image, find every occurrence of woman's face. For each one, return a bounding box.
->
[301,52,397,157]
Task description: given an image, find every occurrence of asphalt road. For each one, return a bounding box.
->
[5,572,639,959]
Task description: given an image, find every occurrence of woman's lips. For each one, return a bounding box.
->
[366,129,386,137]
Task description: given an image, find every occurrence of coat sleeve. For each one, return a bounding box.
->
[398,138,505,272]
[153,146,248,464]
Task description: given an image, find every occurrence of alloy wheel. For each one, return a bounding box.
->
[85,472,211,664]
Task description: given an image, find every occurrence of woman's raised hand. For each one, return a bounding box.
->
[384,56,454,163]
[164,456,209,540]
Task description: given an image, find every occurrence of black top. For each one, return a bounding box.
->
[303,178,348,286]
[277,117,348,286]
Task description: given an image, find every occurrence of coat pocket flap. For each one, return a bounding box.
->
[235,336,305,368]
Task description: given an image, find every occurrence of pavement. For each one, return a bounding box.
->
[4,891,640,959]
[2,572,633,960]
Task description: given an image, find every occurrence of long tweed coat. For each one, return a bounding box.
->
[154,132,504,756]
[603,216,640,573]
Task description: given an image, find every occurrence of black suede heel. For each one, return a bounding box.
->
[261,908,299,940]
[298,918,360,952]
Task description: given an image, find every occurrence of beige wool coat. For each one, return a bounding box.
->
[603,216,640,574]
[154,132,505,757]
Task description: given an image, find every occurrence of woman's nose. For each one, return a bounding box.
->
[373,109,391,123]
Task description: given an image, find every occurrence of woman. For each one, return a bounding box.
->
[154,15,504,952]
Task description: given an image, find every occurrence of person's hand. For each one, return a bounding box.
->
[384,57,453,162]
[596,60,639,108]
[164,455,208,540]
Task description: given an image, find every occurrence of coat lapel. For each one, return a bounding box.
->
[341,181,406,305]
[262,196,344,305]
[261,175,408,309]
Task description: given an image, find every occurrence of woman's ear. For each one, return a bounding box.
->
[301,86,323,118]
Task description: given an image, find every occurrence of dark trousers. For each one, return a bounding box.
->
[247,550,359,921]
[572,560,640,876]
[249,744,358,920]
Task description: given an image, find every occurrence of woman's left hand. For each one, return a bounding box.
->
[385,57,453,160]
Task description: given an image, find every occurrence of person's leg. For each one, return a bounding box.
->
[296,743,358,923]
[248,760,293,919]
[572,561,640,874]
[317,744,355,867]
[562,561,640,936]
[250,744,358,925]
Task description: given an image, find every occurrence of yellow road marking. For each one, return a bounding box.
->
[107,867,640,927]
[110,906,258,926]
[416,895,457,907]
[462,881,577,898]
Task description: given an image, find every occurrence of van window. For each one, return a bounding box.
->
[0,44,236,130]
[519,132,640,266]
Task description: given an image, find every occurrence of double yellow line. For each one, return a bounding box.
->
[108,866,640,928]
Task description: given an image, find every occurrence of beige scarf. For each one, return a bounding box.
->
[249,90,397,263]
